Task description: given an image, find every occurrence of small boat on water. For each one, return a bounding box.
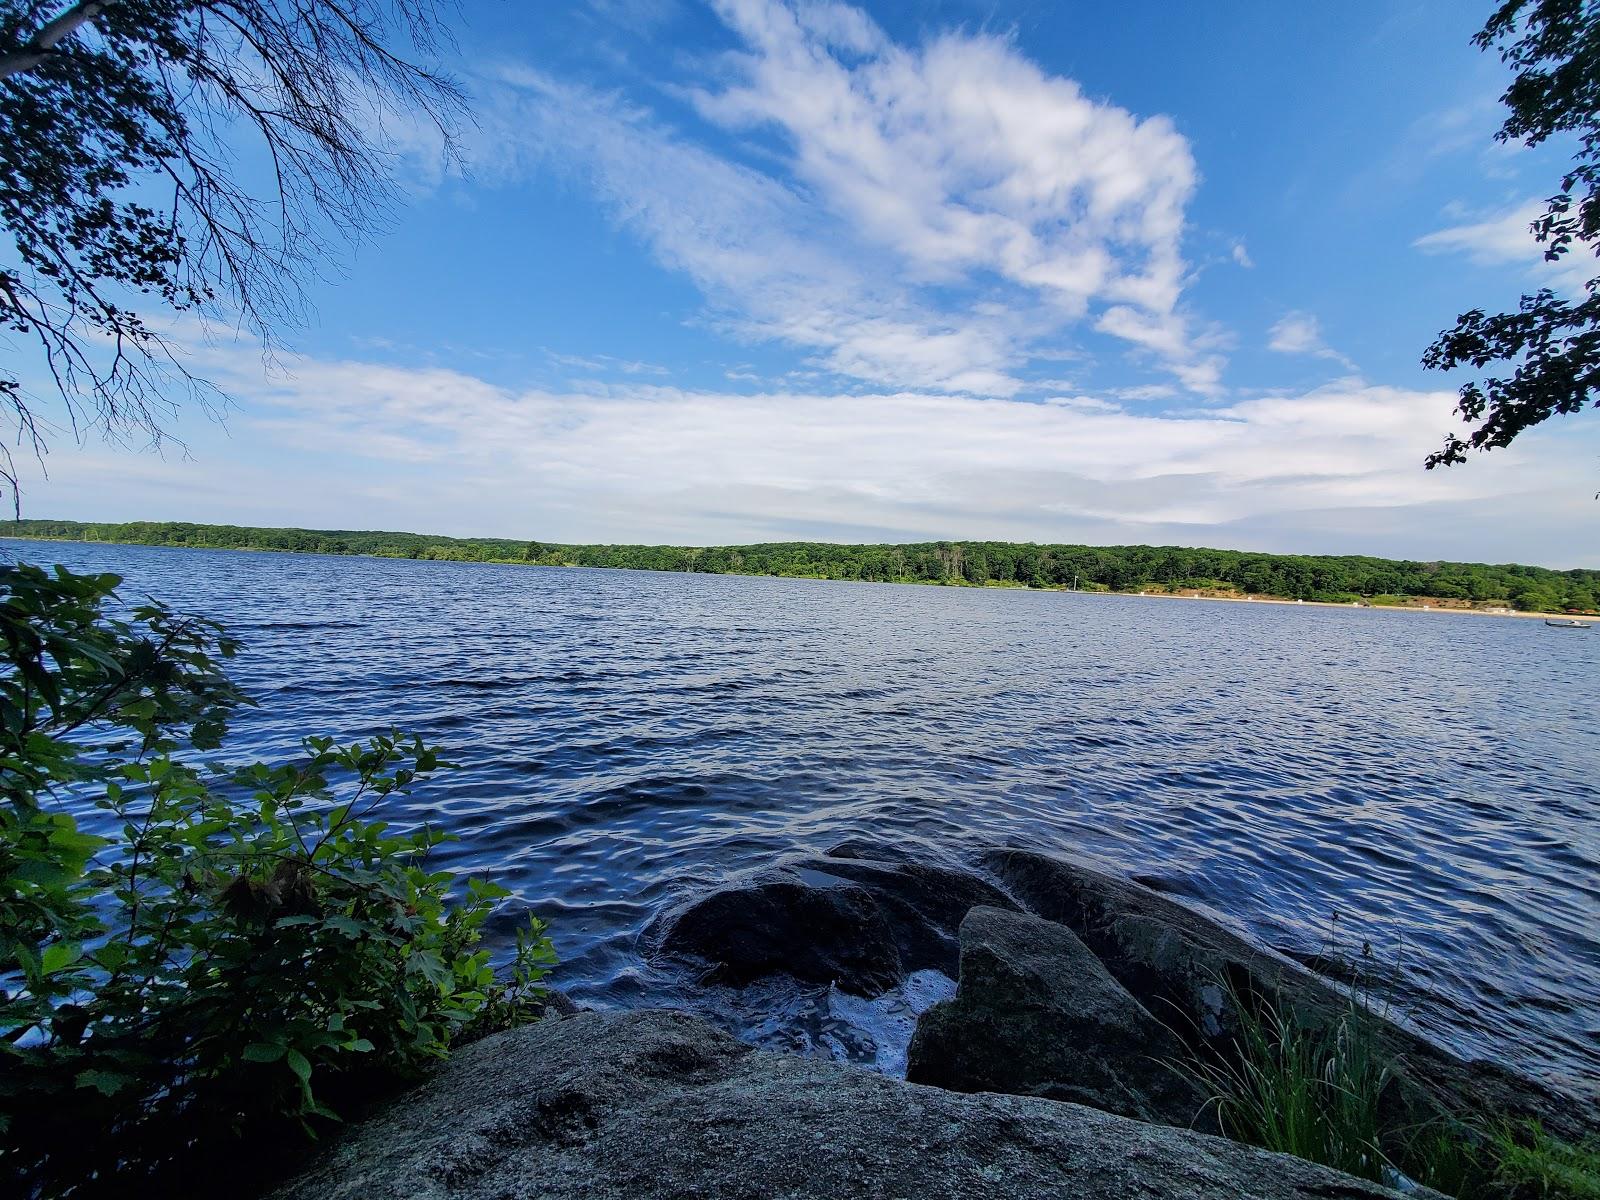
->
[1544,618,1593,629]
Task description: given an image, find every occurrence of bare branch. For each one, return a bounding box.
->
[0,0,465,507]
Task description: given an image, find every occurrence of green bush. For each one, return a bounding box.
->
[0,563,555,1196]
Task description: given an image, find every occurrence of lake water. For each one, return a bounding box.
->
[8,539,1598,1097]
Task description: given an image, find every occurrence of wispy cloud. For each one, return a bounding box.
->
[1415,200,1595,293]
[458,0,1220,396]
[545,350,670,377]
[1267,311,1356,371]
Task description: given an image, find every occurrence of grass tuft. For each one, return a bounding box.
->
[1173,970,1600,1199]
[1179,986,1394,1184]
[1487,1122,1600,1200]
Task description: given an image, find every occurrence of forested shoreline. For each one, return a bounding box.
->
[7,519,1597,612]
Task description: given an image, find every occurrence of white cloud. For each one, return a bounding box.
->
[1112,383,1179,402]
[1097,306,1226,394]
[1267,312,1357,371]
[545,350,670,377]
[26,342,1578,567]
[1415,200,1595,293]
[465,0,1218,395]
[695,2,1194,310]
[1231,240,1253,268]
[480,68,1028,395]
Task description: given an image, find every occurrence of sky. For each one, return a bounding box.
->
[14,0,1600,566]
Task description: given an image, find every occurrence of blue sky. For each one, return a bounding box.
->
[19,0,1600,565]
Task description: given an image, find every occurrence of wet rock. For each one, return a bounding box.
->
[539,988,583,1018]
[982,847,1294,1046]
[807,852,1019,977]
[273,1009,1433,1200]
[907,906,1212,1130]
[653,876,903,995]
[982,848,1593,1142]
[651,853,1015,996]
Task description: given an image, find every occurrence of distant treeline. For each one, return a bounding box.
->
[8,519,1598,612]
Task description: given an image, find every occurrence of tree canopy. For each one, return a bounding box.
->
[1424,0,1600,466]
[0,1,462,501]
[10,518,1599,613]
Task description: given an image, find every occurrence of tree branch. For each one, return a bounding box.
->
[0,0,119,82]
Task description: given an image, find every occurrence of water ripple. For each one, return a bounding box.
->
[14,540,1598,1096]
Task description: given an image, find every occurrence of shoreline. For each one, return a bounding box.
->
[1093,587,1581,620]
[4,534,1592,622]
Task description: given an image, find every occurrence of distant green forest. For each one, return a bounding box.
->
[7,519,1598,612]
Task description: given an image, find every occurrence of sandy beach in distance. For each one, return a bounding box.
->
[1085,588,1588,621]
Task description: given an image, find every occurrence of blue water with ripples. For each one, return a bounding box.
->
[10,539,1598,1096]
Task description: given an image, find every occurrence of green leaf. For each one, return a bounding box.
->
[286,1047,312,1085]
[242,1043,285,1063]
[40,942,82,975]
[76,1069,135,1096]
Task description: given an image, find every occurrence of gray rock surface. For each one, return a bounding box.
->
[274,1009,1429,1200]
[907,905,1212,1130]
[982,847,1303,1045]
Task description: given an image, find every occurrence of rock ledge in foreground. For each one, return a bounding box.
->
[273,1009,1428,1200]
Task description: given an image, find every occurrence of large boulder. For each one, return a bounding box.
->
[981,847,1303,1046]
[273,1009,1432,1200]
[982,848,1593,1141]
[650,851,1016,996]
[907,906,1212,1130]
[800,853,1019,976]
[651,876,903,995]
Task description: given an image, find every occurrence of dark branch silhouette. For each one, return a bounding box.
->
[0,1,465,506]
[1424,0,1600,467]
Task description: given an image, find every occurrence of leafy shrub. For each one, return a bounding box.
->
[0,563,555,1196]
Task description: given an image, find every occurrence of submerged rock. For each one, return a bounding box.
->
[273,1009,1430,1200]
[650,851,1014,996]
[907,905,1212,1130]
